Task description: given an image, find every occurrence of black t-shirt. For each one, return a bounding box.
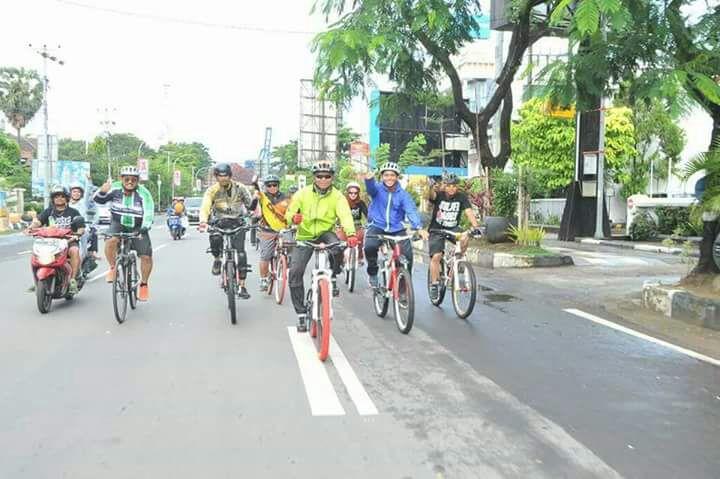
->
[37,206,83,230]
[429,191,470,230]
[349,200,368,223]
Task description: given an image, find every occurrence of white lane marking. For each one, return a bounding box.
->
[16,250,31,255]
[88,243,168,283]
[330,335,378,415]
[287,327,345,416]
[565,308,720,367]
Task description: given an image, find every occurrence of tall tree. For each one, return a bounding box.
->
[0,68,43,153]
[312,0,556,170]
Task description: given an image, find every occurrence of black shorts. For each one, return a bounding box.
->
[107,221,153,257]
[429,230,458,256]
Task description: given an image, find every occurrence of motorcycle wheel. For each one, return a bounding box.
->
[36,278,53,314]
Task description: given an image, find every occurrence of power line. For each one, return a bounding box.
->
[55,0,318,36]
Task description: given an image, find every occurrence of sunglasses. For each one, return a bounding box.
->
[348,191,359,195]
[314,174,332,180]
[266,183,279,188]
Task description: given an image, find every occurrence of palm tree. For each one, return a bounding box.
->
[0,67,44,158]
[683,139,720,277]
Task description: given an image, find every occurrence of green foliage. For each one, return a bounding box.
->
[683,139,720,215]
[490,168,517,218]
[511,98,636,194]
[0,132,29,189]
[398,133,431,170]
[655,207,693,235]
[629,210,658,241]
[508,225,546,247]
[374,143,391,166]
[0,67,43,140]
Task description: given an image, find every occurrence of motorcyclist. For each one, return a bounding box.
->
[29,185,85,294]
[362,162,428,288]
[69,182,99,260]
[198,163,254,299]
[285,161,358,332]
[166,197,187,236]
[94,166,155,301]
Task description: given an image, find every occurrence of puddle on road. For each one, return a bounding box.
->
[483,293,517,303]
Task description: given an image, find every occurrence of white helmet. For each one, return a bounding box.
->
[379,161,400,175]
[120,165,140,177]
[346,182,361,192]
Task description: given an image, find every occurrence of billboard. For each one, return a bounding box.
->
[299,79,341,168]
[173,170,181,186]
[31,160,91,198]
[137,158,149,181]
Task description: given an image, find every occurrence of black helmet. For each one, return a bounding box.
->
[50,185,70,200]
[444,173,459,185]
[213,163,232,176]
[264,174,280,184]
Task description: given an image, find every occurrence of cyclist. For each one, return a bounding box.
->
[362,162,428,288]
[198,163,254,299]
[427,173,483,300]
[336,181,367,263]
[29,185,85,294]
[254,174,290,292]
[69,182,99,260]
[285,161,358,332]
[93,166,155,301]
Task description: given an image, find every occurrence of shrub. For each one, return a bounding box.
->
[508,225,546,247]
[629,211,658,241]
[655,207,690,235]
[490,168,517,218]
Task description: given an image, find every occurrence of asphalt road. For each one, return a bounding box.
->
[0,226,717,478]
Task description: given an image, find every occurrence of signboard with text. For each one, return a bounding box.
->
[137,158,149,181]
[173,169,181,186]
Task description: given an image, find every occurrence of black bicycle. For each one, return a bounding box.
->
[104,231,140,324]
[207,222,257,325]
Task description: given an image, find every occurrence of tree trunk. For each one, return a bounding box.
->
[16,128,22,162]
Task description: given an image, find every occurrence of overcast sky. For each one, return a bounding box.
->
[1,0,370,163]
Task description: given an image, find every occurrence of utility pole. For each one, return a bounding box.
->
[594,16,608,239]
[29,44,64,208]
[98,107,116,180]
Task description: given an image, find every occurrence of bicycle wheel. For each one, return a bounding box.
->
[347,247,357,293]
[393,267,415,334]
[373,269,389,318]
[225,261,237,325]
[113,261,128,324]
[128,257,138,310]
[452,260,477,319]
[315,278,331,361]
[267,255,276,297]
[427,258,447,306]
[275,254,288,305]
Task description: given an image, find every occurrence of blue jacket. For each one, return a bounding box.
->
[364,178,422,232]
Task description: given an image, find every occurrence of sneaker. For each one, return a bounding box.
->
[238,287,250,300]
[211,259,222,276]
[296,313,308,333]
[429,282,439,301]
[106,267,116,283]
[259,277,269,292]
[332,277,339,297]
[368,274,379,288]
[138,283,149,301]
[68,278,79,295]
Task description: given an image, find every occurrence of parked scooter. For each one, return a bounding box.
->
[30,217,96,313]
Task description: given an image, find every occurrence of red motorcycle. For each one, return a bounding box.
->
[30,226,82,313]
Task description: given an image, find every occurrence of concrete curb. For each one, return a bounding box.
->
[413,243,573,269]
[577,238,699,257]
[642,282,720,331]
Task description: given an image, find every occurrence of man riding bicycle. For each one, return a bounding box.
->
[29,185,85,294]
[198,163,254,299]
[427,173,482,300]
[94,166,155,301]
[363,162,428,288]
[336,182,367,263]
[254,174,290,292]
[285,161,358,332]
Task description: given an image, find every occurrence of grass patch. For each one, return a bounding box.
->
[469,238,555,256]
[512,246,555,256]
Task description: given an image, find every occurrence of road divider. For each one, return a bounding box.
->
[565,308,720,367]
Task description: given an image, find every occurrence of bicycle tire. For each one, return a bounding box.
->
[113,262,128,324]
[393,267,415,334]
[452,260,477,319]
[275,254,287,305]
[267,255,276,297]
[427,258,447,306]
[373,268,389,318]
[226,261,237,325]
[128,257,138,310]
[315,278,331,361]
[347,247,357,293]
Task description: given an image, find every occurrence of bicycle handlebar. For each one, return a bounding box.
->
[366,233,419,242]
[103,231,141,239]
[428,228,483,240]
[296,240,346,250]
[206,223,259,235]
